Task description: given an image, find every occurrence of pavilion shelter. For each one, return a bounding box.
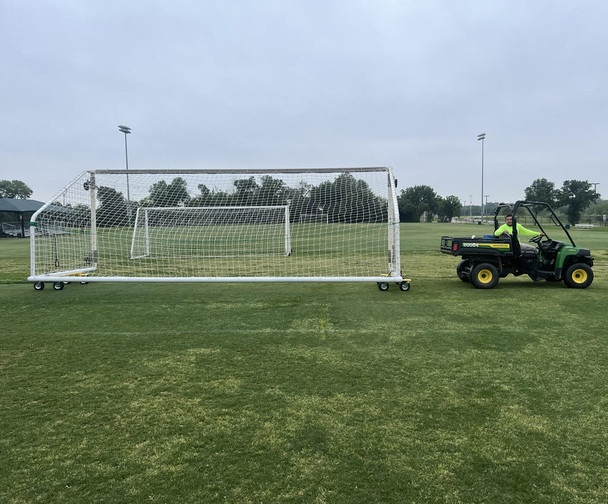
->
[0,198,44,237]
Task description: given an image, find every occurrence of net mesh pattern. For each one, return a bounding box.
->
[31,168,399,280]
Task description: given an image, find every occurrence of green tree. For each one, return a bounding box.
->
[147,177,190,207]
[283,181,312,222]
[0,179,33,199]
[557,180,600,225]
[96,186,128,226]
[197,183,211,199]
[397,185,439,222]
[233,177,260,205]
[308,173,385,223]
[437,195,462,223]
[147,180,169,206]
[524,178,557,205]
[188,184,236,207]
[259,176,288,205]
[189,184,211,206]
[166,177,190,206]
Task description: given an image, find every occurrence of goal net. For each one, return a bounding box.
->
[130,206,291,259]
[29,167,401,283]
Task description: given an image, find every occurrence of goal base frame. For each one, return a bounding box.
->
[28,274,404,284]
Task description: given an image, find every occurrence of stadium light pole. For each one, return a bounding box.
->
[118,125,132,223]
[477,133,486,222]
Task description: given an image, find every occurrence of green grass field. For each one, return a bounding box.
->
[2,223,607,503]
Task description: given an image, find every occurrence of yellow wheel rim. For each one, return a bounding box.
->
[477,269,493,284]
[571,269,588,284]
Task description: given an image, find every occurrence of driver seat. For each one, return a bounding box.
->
[520,247,538,258]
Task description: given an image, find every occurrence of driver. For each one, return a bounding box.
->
[495,214,544,252]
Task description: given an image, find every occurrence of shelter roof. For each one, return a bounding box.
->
[0,198,45,213]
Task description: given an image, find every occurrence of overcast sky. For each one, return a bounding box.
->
[1,0,606,206]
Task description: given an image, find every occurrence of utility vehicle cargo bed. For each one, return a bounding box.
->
[440,235,513,257]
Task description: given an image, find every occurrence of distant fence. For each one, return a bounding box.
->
[452,215,607,227]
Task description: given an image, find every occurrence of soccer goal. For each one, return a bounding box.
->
[28,167,403,287]
[130,205,291,259]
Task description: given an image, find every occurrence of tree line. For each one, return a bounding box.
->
[5,176,600,227]
[397,178,602,225]
[94,173,389,227]
[397,186,461,223]
[524,178,601,225]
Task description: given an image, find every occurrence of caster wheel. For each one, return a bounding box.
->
[377,282,389,291]
[53,282,64,291]
[34,281,45,291]
[399,281,411,292]
[80,281,89,285]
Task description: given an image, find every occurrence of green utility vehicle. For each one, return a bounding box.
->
[440,201,594,289]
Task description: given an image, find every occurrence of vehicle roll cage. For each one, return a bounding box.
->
[493,200,576,248]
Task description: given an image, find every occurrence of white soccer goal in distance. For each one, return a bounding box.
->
[29,167,403,287]
[130,205,291,259]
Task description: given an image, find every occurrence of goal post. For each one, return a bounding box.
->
[29,167,402,284]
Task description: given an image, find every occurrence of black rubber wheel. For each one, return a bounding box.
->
[53,282,64,291]
[377,282,390,291]
[34,281,45,291]
[456,260,470,282]
[470,263,499,289]
[563,263,593,289]
[399,281,411,292]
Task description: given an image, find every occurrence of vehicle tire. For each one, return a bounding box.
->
[377,282,389,291]
[399,281,411,292]
[34,281,45,291]
[470,263,499,289]
[456,260,470,282]
[53,282,64,291]
[563,263,593,289]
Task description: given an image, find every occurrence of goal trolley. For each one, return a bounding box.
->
[28,167,409,291]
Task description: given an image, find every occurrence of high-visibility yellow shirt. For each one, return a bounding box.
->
[494,223,541,237]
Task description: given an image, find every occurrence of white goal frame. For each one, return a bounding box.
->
[28,167,402,284]
[130,205,291,259]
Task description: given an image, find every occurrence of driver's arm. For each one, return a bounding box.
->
[494,224,508,237]
[517,224,543,237]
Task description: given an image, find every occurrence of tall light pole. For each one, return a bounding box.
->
[477,133,486,222]
[118,125,132,223]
